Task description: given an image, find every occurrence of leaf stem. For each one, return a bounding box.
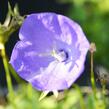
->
[74,84,86,109]
[90,51,96,99]
[1,44,14,100]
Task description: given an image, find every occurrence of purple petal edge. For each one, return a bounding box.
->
[10,12,90,91]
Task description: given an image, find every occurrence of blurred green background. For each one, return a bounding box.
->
[0,0,109,109]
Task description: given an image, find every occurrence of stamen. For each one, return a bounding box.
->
[51,49,68,62]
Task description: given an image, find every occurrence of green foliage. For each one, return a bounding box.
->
[0,2,24,44]
[0,85,109,109]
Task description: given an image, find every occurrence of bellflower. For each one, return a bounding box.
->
[10,13,89,99]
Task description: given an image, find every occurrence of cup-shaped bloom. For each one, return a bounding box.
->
[10,13,89,92]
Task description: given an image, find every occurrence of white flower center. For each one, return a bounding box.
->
[51,49,68,62]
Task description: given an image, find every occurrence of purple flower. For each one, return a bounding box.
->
[10,13,89,94]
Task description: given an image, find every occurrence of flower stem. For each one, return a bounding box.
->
[74,84,86,109]
[90,51,96,99]
[1,44,14,101]
[8,62,24,83]
[27,84,33,100]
